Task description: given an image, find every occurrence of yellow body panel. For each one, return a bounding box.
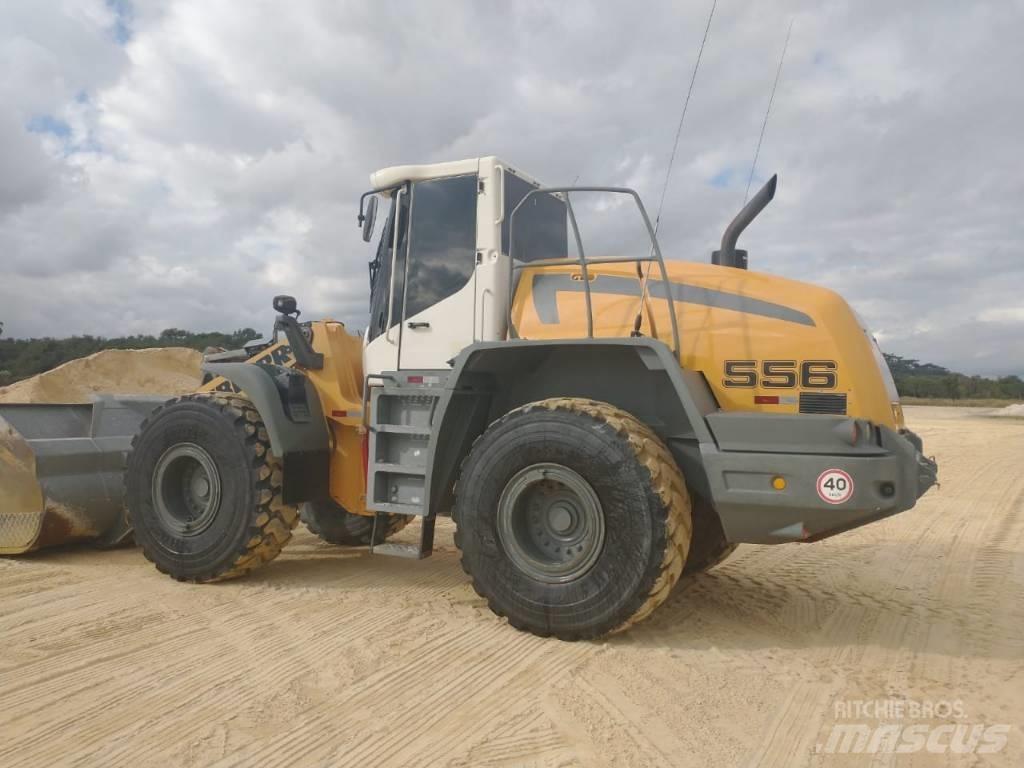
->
[200,320,370,515]
[512,261,901,430]
[200,262,900,520]
[304,322,368,515]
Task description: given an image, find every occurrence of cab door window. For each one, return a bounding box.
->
[402,175,477,319]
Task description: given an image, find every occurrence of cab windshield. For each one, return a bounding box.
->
[366,191,407,342]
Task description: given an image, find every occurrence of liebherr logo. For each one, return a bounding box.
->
[817,699,1011,755]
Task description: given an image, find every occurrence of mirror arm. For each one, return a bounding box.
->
[358,185,402,226]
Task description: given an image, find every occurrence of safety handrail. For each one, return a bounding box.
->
[507,186,680,359]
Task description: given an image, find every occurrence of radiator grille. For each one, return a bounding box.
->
[799,392,847,415]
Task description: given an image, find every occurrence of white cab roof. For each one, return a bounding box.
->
[369,156,549,194]
[370,157,486,191]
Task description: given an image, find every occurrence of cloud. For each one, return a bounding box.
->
[0,110,59,212]
[0,0,1021,376]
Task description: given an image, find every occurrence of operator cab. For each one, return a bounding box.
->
[358,157,566,375]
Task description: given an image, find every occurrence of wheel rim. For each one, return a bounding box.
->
[496,463,605,584]
[152,443,222,537]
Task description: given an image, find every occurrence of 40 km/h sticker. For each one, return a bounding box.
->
[817,469,854,504]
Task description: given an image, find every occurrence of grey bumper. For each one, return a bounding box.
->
[901,428,939,499]
[696,413,938,545]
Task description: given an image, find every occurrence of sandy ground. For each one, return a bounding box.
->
[1,406,1021,767]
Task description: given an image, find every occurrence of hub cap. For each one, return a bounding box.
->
[496,463,605,583]
[152,443,222,537]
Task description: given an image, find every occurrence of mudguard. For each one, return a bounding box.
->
[202,362,330,504]
[422,338,719,517]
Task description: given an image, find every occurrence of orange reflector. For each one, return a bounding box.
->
[772,476,787,490]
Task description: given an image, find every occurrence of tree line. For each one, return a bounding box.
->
[883,353,1024,401]
[0,327,260,387]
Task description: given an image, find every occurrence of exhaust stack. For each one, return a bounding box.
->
[712,174,778,269]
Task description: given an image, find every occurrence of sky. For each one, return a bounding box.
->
[1,0,1022,376]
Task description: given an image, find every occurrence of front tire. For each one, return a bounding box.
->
[454,398,692,640]
[125,393,299,582]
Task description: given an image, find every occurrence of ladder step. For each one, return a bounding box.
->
[371,542,428,559]
[369,514,435,560]
[369,501,426,516]
[373,462,426,476]
[373,424,430,435]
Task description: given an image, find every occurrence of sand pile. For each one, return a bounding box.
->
[0,348,203,404]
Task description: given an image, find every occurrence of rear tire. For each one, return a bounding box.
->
[454,398,692,640]
[125,393,299,582]
[301,500,411,546]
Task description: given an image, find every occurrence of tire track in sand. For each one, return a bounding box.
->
[2,410,1022,767]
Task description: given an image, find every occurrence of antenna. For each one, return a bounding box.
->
[743,18,793,205]
[652,0,717,236]
[632,0,716,337]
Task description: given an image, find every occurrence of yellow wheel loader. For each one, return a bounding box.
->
[3,157,937,640]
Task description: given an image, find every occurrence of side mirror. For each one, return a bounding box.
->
[361,195,379,242]
[272,294,298,316]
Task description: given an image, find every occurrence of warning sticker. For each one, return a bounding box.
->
[817,469,854,504]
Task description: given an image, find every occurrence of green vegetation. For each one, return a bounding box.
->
[0,327,260,387]
[900,397,1019,408]
[883,354,1024,402]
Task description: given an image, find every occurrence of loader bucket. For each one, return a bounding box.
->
[0,395,166,554]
